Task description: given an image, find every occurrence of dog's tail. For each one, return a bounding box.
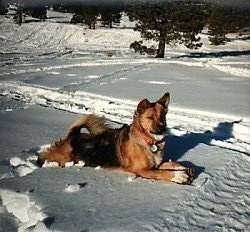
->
[66,114,109,138]
[37,114,108,167]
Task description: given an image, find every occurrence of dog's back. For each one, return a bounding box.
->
[37,114,117,167]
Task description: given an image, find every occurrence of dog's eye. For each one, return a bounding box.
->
[148,116,154,120]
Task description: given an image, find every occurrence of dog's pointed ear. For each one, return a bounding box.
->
[157,92,170,109]
[137,99,151,114]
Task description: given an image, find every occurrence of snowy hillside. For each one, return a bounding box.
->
[0,10,250,232]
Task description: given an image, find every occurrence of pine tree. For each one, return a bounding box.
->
[81,5,99,29]
[208,5,231,45]
[208,4,250,45]
[127,0,208,58]
[100,5,122,28]
[236,8,250,35]
[0,1,7,15]
[23,5,47,20]
[66,2,99,29]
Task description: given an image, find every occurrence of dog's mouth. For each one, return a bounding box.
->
[152,133,165,141]
[148,131,165,141]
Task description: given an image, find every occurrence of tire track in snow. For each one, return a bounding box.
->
[0,59,147,76]
[60,64,143,93]
[0,81,249,155]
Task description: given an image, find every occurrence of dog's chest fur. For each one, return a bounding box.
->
[130,133,165,169]
[148,142,164,168]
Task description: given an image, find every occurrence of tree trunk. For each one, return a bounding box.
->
[90,20,96,29]
[156,34,166,58]
[17,11,22,26]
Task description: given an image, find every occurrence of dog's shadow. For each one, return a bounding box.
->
[164,120,242,176]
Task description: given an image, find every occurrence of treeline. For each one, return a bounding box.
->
[1,0,249,58]
[54,0,124,29]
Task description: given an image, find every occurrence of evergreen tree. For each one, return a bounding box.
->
[100,5,122,28]
[236,8,250,35]
[67,1,123,29]
[127,0,208,58]
[208,4,234,45]
[23,5,47,20]
[16,8,22,26]
[66,2,99,29]
[0,1,7,15]
[208,4,250,45]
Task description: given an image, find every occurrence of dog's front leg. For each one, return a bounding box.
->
[158,162,194,184]
[158,161,188,170]
[134,169,192,185]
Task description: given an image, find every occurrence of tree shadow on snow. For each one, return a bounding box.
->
[164,120,243,176]
[178,50,250,59]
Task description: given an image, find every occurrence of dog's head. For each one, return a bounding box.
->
[134,93,170,141]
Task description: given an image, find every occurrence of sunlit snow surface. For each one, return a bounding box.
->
[0,10,249,232]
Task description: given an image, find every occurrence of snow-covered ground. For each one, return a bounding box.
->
[0,10,249,232]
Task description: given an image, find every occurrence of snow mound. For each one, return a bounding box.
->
[42,159,86,168]
[0,189,49,232]
[65,183,87,193]
[64,184,81,193]
[9,157,26,167]
[64,161,74,167]
[9,156,38,177]
[0,13,140,55]
[42,160,59,168]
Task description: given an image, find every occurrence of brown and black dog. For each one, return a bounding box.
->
[38,93,194,184]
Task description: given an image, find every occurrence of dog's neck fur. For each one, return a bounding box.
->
[132,125,156,145]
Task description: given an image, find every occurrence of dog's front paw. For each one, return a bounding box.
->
[171,168,194,185]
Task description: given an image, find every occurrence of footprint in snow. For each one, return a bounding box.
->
[192,173,211,188]
[64,183,87,193]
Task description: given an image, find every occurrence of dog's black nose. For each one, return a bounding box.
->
[156,124,166,134]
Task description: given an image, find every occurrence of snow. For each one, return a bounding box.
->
[0,10,250,232]
[64,184,82,193]
[0,189,48,231]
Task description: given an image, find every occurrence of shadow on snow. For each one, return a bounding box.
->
[179,50,250,59]
[164,120,243,176]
